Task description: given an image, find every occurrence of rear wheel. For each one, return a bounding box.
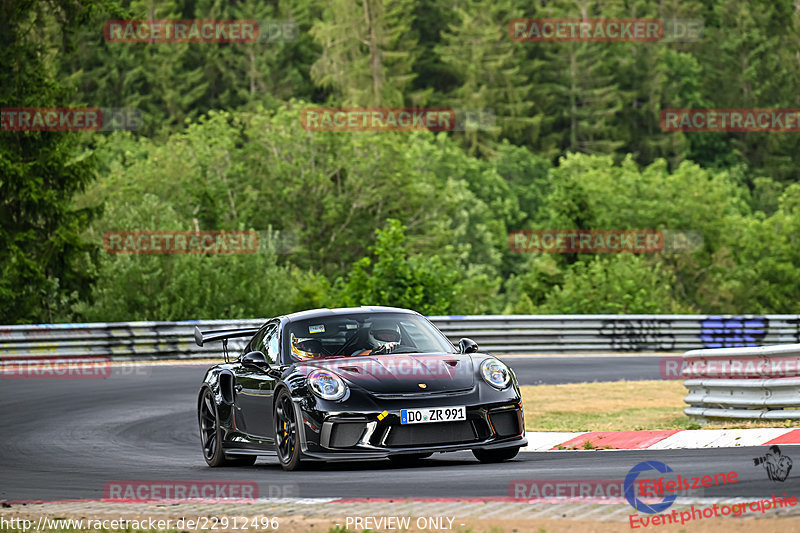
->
[472,446,519,463]
[388,453,432,466]
[199,388,257,467]
[274,389,303,471]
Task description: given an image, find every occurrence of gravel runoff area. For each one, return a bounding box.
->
[1,497,799,533]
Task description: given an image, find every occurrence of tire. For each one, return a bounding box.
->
[199,388,257,467]
[388,453,433,466]
[472,446,520,464]
[274,389,303,471]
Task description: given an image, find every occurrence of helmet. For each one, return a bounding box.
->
[367,318,401,349]
[291,334,323,359]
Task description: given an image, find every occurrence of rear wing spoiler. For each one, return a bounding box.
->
[194,326,259,362]
[194,326,259,347]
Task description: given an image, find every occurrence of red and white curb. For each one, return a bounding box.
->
[521,428,800,451]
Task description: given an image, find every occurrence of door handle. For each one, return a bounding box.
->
[235,384,243,392]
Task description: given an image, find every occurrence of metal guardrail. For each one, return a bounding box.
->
[6,315,796,421]
[3,314,800,359]
[430,314,800,353]
[0,320,264,360]
[682,344,800,421]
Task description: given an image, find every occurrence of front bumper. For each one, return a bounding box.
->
[293,399,526,461]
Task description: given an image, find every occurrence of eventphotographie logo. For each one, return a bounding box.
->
[624,461,678,514]
[625,461,738,515]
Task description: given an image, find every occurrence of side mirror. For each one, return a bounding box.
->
[458,338,479,354]
[241,351,270,370]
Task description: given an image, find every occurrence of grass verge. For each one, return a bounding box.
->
[520,380,800,431]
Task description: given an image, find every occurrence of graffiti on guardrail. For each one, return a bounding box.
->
[787,318,800,342]
[599,320,676,351]
[699,316,768,348]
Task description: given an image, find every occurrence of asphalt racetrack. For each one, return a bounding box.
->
[0,356,795,502]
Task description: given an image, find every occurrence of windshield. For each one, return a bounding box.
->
[284,312,456,361]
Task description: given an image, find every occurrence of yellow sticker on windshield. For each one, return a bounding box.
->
[309,324,325,334]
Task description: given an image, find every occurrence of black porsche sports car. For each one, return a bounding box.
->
[195,306,526,471]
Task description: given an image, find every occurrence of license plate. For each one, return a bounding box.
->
[400,406,466,425]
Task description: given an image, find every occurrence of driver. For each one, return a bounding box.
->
[351,319,401,356]
[291,333,324,359]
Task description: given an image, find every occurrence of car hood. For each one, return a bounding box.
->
[306,353,476,394]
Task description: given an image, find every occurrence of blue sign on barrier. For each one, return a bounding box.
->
[699,316,768,348]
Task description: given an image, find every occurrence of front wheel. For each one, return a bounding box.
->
[274,389,303,471]
[472,446,519,463]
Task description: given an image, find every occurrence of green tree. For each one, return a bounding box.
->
[310,0,419,106]
[433,0,534,155]
[697,0,800,182]
[539,255,694,314]
[334,219,459,315]
[76,194,307,321]
[530,153,749,312]
[84,104,513,316]
[62,0,321,137]
[701,184,800,313]
[0,0,108,323]
[525,0,629,156]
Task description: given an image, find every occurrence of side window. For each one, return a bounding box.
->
[243,328,267,356]
[256,325,279,364]
[400,320,424,349]
[266,329,280,364]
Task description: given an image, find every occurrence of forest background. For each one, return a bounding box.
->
[3,0,799,324]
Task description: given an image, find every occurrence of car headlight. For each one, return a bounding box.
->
[307,369,347,401]
[480,358,511,389]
